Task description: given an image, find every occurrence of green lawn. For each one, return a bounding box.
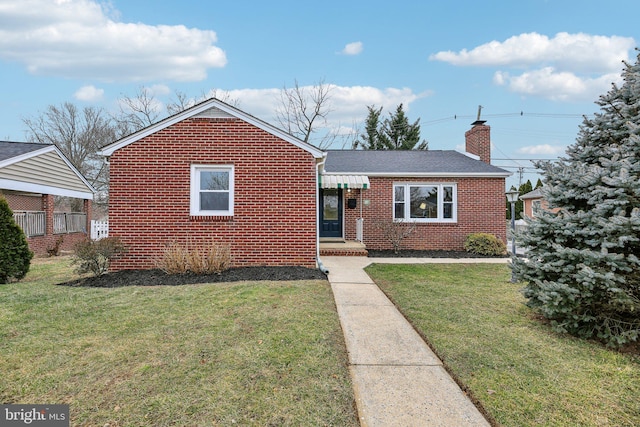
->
[0,257,358,426]
[365,263,640,427]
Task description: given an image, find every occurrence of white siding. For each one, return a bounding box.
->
[0,151,91,193]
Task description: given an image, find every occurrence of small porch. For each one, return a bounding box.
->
[320,239,368,257]
[319,172,369,257]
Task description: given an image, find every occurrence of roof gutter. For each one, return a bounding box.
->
[335,171,513,178]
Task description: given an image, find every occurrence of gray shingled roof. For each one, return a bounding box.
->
[0,141,50,163]
[324,150,511,176]
[520,188,543,199]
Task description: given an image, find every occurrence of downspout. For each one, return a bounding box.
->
[316,154,330,274]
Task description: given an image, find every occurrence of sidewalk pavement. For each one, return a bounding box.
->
[323,256,508,427]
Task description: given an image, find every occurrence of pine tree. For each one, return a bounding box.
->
[0,197,34,284]
[534,178,543,189]
[512,52,640,347]
[353,105,384,149]
[353,104,428,150]
[381,104,427,149]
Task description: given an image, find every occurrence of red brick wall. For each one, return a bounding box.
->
[2,191,90,257]
[1,191,42,211]
[465,124,491,164]
[523,197,559,218]
[27,233,87,257]
[343,176,506,251]
[108,117,318,270]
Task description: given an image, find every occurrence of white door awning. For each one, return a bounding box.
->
[320,174,369,189]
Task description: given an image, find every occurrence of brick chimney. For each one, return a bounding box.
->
[465,120,491,164]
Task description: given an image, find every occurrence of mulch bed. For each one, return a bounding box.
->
[59,266,327,288]
[58,250,507,287]
[367,249,509,258]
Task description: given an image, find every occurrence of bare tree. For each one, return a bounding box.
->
[115,86,162,133]
[166,90,194,116]
[166,89,239,116]
[275,79,334,147]
[23,102,116,209]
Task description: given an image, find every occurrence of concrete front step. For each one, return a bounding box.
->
[320,240,368,257]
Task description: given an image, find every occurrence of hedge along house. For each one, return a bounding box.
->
[0,141,95,256]
[99,98,510,271]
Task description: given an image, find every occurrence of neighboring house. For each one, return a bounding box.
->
[99,98,511,271]
[519,188,557,218]
[0,141,95,256]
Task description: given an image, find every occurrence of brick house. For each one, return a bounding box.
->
[0,141,95,256]
[519,188,558,218]
[100,99,510,271]
[320,120,511,254]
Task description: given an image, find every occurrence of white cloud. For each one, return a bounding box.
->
[149,84,172,96]
[74,85,104,101]
[496,68,621,102]
[431,32,634,102]
[0,0,227,82]
[518,144,565,155]
[341,41,363,55]
[225,85,430,147]
[430,32,633,72]
[231,85,428,123]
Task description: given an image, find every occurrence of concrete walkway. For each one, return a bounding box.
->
[324,256,508,427]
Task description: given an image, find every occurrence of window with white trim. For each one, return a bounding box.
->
[393,183,456,222]
[190,165,234,216]
[531,200,541,217]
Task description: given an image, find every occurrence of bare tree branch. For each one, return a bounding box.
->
[23,102,116,209]
[166,89,240,116]
[275,79,334,146]
[114,86,162,133]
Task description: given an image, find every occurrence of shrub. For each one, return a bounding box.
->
[47,236,64,257]
[0,197,34,284]
[464,233,506,256]
[72,237,127,277]
[375,220,417,254]
[156,241,231,274]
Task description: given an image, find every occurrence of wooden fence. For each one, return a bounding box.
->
[12,211,45,237]
[54,212,87,234]
[13,211,87,237]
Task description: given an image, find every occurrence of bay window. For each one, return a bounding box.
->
[393,183,456,222]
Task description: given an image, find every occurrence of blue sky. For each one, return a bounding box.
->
[1,0,639,189]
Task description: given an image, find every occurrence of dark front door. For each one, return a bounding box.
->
[320,189,343,238]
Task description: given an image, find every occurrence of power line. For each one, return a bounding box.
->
[423,111,589,126]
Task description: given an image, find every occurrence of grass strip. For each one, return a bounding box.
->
[1,257,358,426]
[366,263,640,427]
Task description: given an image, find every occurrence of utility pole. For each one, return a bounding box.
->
[518,167,524,187]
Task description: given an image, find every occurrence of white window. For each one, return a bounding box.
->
[531,200,541,217]
[393,183,456,222]
[190,165,234,216]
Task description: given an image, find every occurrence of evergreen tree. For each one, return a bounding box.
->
[534,178,543,189]
[381,104,427,149]
[353,104,428,150]
[353,105,384,149]
[512,52,640,347]
[0,197,33,284]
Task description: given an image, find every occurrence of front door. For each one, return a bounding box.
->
[320,189,343,238]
